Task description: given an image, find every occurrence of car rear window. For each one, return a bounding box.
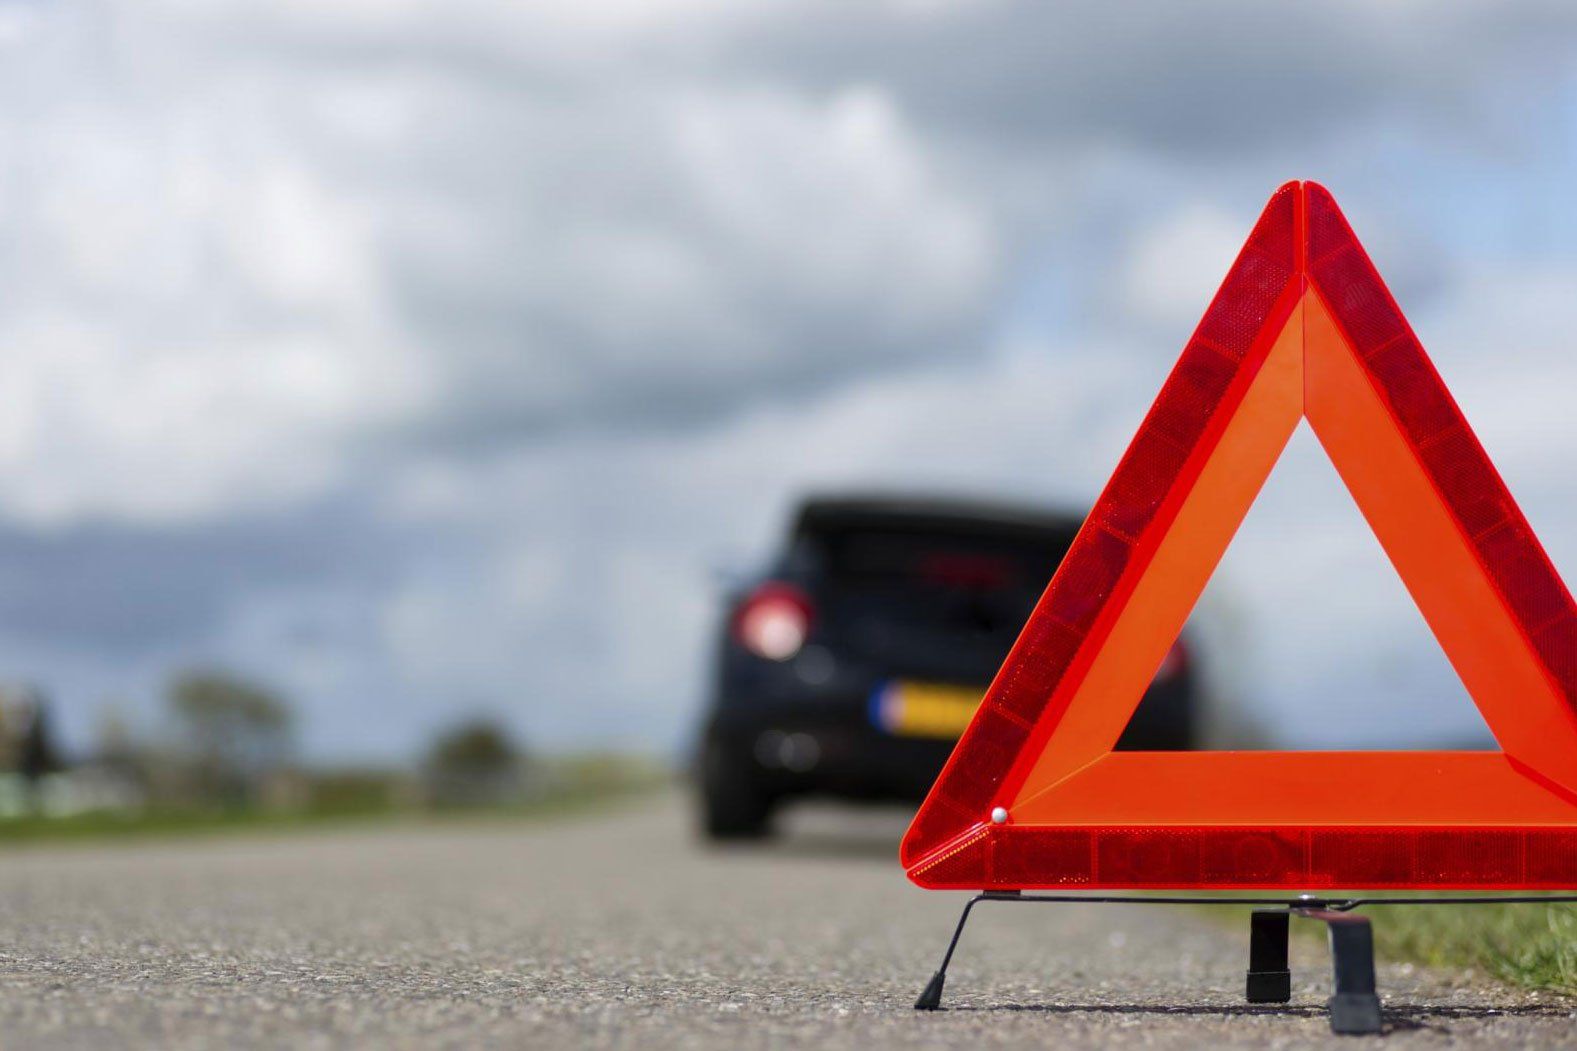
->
[810,524,1074,594]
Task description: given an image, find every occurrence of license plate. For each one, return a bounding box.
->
[870,680,983,739]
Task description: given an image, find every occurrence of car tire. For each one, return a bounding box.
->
[699,739,775,840]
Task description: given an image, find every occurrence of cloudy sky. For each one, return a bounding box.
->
[3,0,1577,759]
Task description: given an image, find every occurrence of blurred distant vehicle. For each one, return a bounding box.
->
[696,494,1199,839]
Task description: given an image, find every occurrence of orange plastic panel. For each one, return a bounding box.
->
[901,181,1577,890]
[1009,305,1303,805]
[1011,752,1577,826]
[1304,292,1577,790]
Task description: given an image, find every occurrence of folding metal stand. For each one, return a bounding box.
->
[1246,906,1379,1033]
[913,892,1577,1035]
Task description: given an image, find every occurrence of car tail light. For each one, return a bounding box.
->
[1153,638,1189,682]
[733,583,813,661]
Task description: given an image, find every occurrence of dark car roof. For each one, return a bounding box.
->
[791,492,1085,540]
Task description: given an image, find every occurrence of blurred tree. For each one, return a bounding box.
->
[93,703,137,770]
[424,718,525,808]
[16,694,62,787]
[0,687,64,813]
[168,670,293,809]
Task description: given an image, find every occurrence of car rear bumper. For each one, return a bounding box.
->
[703,694,958,802]
[701,672,1197,804]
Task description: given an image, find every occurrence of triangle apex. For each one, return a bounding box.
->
[1303,180,1337,206]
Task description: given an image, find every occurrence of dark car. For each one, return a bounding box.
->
[695,493,1200,838]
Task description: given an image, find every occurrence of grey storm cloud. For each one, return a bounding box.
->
[731,1,1577,155]
[0,501,405,654]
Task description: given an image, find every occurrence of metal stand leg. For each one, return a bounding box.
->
[914,894,988,1010]
[1300,909,1383,1035]
[1245,910,1291,1003]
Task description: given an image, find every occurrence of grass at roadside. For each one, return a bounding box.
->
[1364,900,1577,994]
[1204,896,1577,995]
[0,758,671,847]
[0,789,641,845]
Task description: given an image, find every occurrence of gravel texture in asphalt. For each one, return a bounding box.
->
[0,796,1574,1049]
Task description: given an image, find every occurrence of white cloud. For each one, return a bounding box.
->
[0,3,998,525]
[1118,205,1246,332]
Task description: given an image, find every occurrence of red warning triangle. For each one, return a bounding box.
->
[902,182,1577,890]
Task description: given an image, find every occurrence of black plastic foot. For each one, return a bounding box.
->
[914,971,945,1010]
[1246,910,1292,1004]
[1246,969,1292,1004]
[1328,992,1383,1035]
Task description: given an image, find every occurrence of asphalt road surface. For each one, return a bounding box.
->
[1,797,1574,1049]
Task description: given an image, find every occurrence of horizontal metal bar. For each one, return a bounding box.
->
[975,891,1577,911]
